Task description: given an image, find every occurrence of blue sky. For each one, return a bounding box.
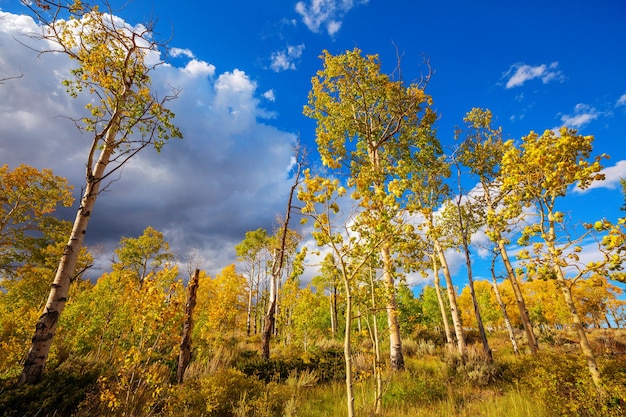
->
[1,0,625,293]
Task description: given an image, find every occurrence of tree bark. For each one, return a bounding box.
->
[369,267,383,416]
[260,148,302,359]
[177,268,200,383]
[554,267,604,390]
[381,245,404,371]
[21,135,115,385]
[343,280,355,417]
[490,269,519,355]
[432,254,454,349]
[436,243,466,356]
[330,288,338,335]
[498,240,539,353]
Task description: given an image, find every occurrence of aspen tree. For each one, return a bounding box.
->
[260,145,305,360]
[20,0,181,384]
[299,169,387,417]
[501,127,607,391]
[304,48,439,370]
[235,228,269,336]
[457,108,539,353]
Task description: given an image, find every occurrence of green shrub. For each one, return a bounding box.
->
[444,345,503,386]
[0,357,103,417]
[166,368,290,417]
[235,348,344,383]
[383,370,447,406]
[511,351,625,417]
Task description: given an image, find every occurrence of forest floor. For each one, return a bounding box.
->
[1,328,625,416]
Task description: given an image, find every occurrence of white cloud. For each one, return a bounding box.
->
[0,11,297,277]
[295,0,369,36]
[560,103,599,129]
[182,59,216,77]
[269,43,305,72]
[263,89,276,102]
[616,93,626,107]
[170,47,195,59]
[503,62,565,89]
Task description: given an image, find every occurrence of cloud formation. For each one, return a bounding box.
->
[560,103,599,129]
[269,44,305,72]
[502,62,565,89]
[295,0,369,36]
[0,11,297,276]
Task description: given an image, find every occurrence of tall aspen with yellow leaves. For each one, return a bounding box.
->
[500,127,608,391]
[299,168,382,417]
[455,108,539,354]
[304,48,439,371]
[20,0,181,384]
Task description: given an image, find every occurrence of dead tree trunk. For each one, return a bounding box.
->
[177,268,200,383]
[261,146,304,360]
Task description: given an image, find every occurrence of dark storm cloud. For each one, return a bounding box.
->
[1,12,296,276]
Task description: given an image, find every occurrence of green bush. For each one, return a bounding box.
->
[444,346,503,386]
[510,351,624,417]
[235,348,344,383]
[166,368,289,417]
[383,370,447,406]
[0,357,103,417]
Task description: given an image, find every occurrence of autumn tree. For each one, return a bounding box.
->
[489,252,519,354]
[456,108,538,354]
[594,179,626,286]
[20,0,181,384]
[407,159,466,355]
[113,226,174,287]
[440,194,492,360]
[457,280,501,330]
[192,265,247,358]
[235,228,270,336]
[311,253,343,337]
[299,168,386,417]
[261,144,305,360]
[279,276,328,351]
[430,255,455,348]
[304,48,438,371]
[59,229,183,360]
[0,164,73,277]
[0,164,92,378]
[501,127,608,390]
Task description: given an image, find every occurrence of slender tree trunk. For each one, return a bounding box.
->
[464,258,492,360]
[261,151,301,359]
[177,268,200,383]
[432,254,454,349]
[261,264,277,360]
[381,245,404,371]
[330,289,338,335]
[490,271,519,355]
[369,268,383,416]
[253,277,260,334]
[553,266,604,391]
[343,280,355,417]
[436,243,466,356]
[246,286,253,337]
[21,137,116,385]
[498,240,539,353]
[454,162,491,360]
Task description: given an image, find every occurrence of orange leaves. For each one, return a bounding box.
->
[193,265,247,353]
